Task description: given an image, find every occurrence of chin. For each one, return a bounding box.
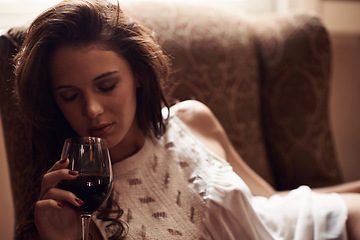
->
[103,135,122,149]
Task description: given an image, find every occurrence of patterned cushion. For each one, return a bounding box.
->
[253,13,342,189]
[122,2,275,185]
[0,27,36,228]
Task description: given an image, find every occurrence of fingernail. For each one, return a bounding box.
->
[75,198,84,205]
[58,202,65,208]
[60,158,67,164]
[69,170,78,176]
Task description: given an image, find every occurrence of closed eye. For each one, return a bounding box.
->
[98,83,116,92]
[62,93,79,102]
[96,78,119,93]
[55,87,80,102]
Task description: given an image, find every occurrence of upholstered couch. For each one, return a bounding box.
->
[0,1,342,233]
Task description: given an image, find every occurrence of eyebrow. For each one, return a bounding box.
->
[54,71,119,90]
[93,71,118,81]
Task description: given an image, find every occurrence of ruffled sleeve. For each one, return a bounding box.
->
[202,159,348,240]
[202,161,274,240]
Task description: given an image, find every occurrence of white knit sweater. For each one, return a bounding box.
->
[93,115,348,240]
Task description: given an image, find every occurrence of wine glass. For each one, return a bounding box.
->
[57,137,113,240]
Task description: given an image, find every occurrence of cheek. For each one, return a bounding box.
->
[111,92,138,134]
[63,111,78,126]
[113,85,138,114]
[57,102,82,130]
[111,96,136,123]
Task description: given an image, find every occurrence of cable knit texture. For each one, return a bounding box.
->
[93,114,347,240]
[94,115,215,239]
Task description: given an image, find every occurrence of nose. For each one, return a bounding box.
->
[82,95,104,119]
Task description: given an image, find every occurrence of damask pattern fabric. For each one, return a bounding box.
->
[122,1,275,186]
[252,13,342,189]
[0,28,35,229]
[121,1,342,190]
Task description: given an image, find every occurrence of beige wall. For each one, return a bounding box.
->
[0,112,15,240]
[330,34,360,182]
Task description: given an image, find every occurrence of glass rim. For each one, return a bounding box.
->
[64,137,108,146]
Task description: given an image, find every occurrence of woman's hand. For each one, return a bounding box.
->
[34,158,84,240]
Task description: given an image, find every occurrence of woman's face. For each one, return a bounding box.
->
[50,44,143,156]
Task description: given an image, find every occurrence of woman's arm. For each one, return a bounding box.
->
[312,181,360,194]
[171,100,360,198]
[171,100,276,198]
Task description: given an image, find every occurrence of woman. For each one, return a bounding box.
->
[14,0,360,239]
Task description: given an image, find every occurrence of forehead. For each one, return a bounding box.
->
[49,43,131,85]
[50,43,116,66]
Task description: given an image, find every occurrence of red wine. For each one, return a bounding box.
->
[57,174,112,214]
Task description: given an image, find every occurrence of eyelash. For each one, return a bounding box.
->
[62,93,79,102]
[60,83,117,102]
[99,84,116,92]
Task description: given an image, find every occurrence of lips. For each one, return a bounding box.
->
[88,123,114,137]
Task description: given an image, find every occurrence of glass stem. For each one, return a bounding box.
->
[81,214,91,240]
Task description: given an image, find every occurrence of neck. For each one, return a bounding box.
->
[110,126,146,164]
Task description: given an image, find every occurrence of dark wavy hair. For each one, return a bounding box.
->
[14,0,170,239]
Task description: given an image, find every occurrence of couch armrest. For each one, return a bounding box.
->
[253,13,343,190]
[0,27,34,235]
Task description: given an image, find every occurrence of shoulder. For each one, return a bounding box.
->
[170,100,226,159]
[170,100,213,119]
[170,100,219,131]
[169,103,277,198]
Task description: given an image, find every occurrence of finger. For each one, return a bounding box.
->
[34,198,81,237]
[43,188,84,208]
[35,198,66,211]
[34,199,81,230]
[40,169,78,198]
[47,158,69,173]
